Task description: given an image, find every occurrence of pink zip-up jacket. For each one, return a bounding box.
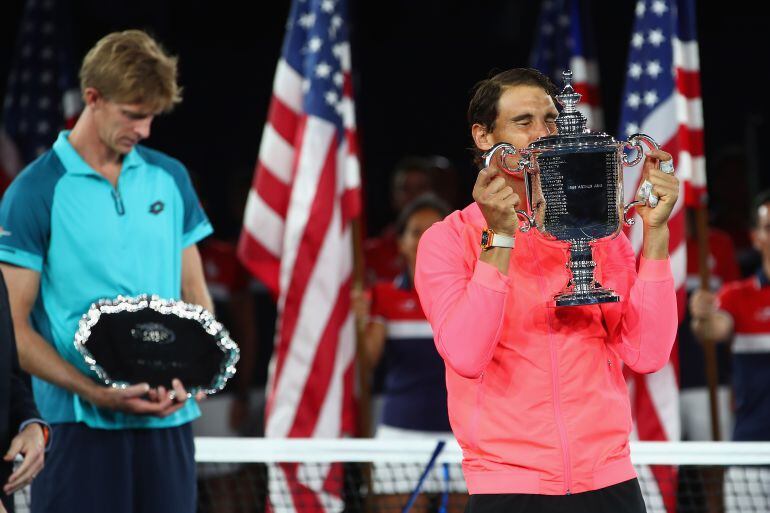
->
[414,203,677,495]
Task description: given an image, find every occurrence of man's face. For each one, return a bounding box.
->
[399,207,443,274]
[486,85,558,151]
[92,96,157,155]
[752,204,770,261]
[472,84,558,195]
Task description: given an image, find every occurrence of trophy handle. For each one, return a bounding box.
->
[621,133,665,208]
[622,200,643,226]
[482,142,537,176]
[516,210,535,232]
[483,142,539,234]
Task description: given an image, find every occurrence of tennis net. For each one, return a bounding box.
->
[13,439,770,512]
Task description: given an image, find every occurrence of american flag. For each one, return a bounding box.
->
[530,0,603,130]
[620,1,705,511]
[0,0,82,192]
[237,0,361,510]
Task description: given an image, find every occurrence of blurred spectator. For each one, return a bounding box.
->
[364,156,461,285]
[679,210,740,443]
[691,191,770,511]
[364,157,433,284]
[354,194,465,513]
[691,190,770,440]
[426,154,466,211]
[0,272,48,513]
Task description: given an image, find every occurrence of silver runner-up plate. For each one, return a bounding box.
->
[74,295,239,397]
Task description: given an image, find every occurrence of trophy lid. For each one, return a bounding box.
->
[530,70,616,150]
[555,70,587,135]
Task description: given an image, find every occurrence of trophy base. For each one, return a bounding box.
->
[553,287,621,307]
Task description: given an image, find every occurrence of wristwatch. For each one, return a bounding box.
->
[480,228,515,251]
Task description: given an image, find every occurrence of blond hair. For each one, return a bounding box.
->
[79,30,182,113]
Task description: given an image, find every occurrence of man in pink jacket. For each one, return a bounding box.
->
[414,68,679,513]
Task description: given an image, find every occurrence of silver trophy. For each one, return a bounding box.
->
[74,295,240,397]
[483,70,670,307]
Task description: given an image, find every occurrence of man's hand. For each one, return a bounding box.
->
[690,289,717,320]
[690,288,733,342]
[3,423,45,495]
[635,149,680,229]
[351,286,371,332]
[86,379,205,418]
[472,167,520,236]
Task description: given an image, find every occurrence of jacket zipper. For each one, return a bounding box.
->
[529,236,573,494]
[469,371,484,450]
[549,333,573,494]
[111,187,125,216]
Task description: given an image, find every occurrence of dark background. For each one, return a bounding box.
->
[1,0,768,239]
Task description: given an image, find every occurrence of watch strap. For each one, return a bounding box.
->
[489,232,515,249]
[481,229,515,250]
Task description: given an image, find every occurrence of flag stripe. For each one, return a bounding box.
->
[672,39,700,71]
[290,277,353,437]
[675,69,701,99]
[256,163,291,218]
[674,125,704,156]
[243,188,285,258]
[674,95,703,130]
[315,312,356,437]
[268,99,302,155]
[237,232,280,296]
[273,59,304,113]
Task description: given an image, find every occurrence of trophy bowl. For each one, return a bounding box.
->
[74,294,240,396]
[483,70,666,307]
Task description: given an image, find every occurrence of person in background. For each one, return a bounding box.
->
[355,193,467,513]
[364,157,436,285]
[680,209,740,442]
[677,211,740,512]
[691,190,770,512]
[0,272,49,513]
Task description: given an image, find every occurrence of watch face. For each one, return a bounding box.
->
[481,230,490,248]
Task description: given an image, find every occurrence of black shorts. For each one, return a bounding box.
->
[31,422,196,513]
[465,478,646,513]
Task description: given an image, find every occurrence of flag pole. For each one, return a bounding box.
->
[694,205,721,441]
[351,216,372,438]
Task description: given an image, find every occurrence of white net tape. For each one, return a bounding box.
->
[11,439,770,513]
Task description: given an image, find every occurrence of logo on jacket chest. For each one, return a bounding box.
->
[399,298,417,312]
[149,200,165,215]
[754,306,770,323]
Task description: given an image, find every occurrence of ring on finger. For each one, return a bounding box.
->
[659,159,674,173]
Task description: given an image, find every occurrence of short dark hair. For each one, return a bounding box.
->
[467,68,557,166]
[392,156,433,184]
[395,193,452,237]
[751,190,770,228]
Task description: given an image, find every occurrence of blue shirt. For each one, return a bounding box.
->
[371,274,451,432]
[718,270,770,441]
[0,131,213,429]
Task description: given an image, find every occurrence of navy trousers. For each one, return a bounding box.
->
[31,422,196,513]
